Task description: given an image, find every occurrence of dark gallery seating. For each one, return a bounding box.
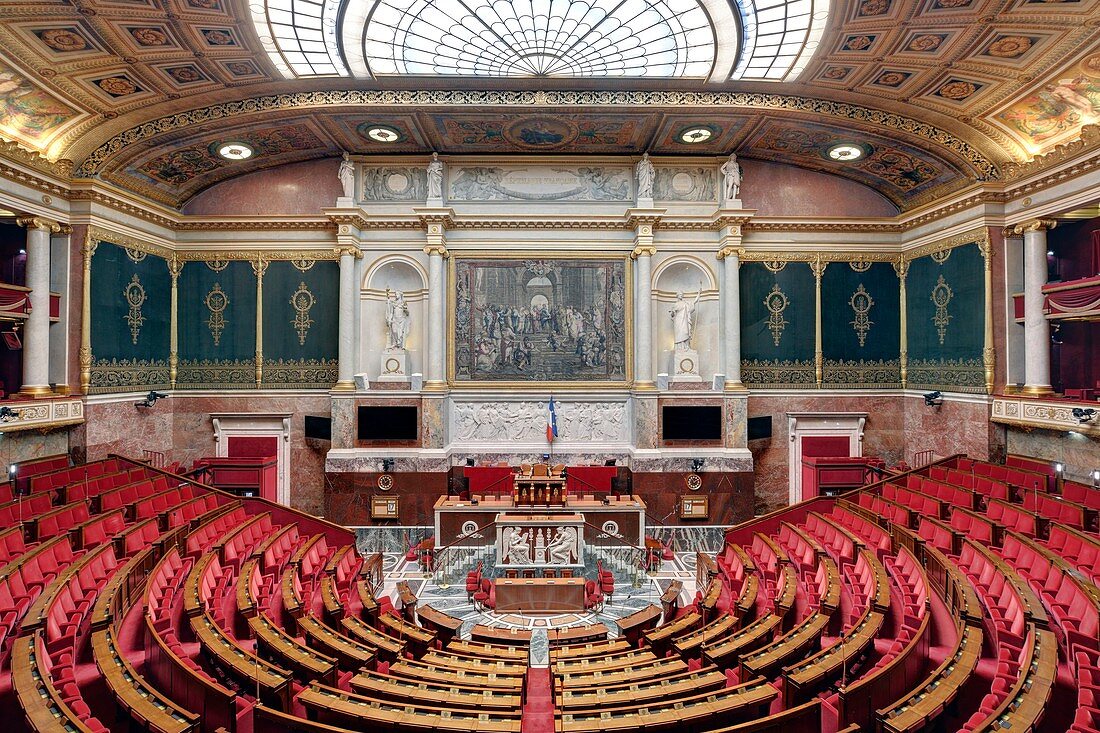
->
[0,451,1095,732]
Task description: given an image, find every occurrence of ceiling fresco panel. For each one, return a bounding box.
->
[0,56,82,148]
[428,112,657,154]
[991,49,1100,151]
[648,114,754,154]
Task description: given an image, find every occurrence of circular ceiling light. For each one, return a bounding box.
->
[677,126,715,144]
[365,125,402,143]
[826,143,866,162]
[217,142,254,161]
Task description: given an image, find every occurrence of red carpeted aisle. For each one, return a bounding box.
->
[521,666,555,733]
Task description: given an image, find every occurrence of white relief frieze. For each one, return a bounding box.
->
[451,400,628,444]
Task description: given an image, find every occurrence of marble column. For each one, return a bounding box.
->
[334,246,359,391]
[48,227,71,393]
[17,217,60,396]
[717,243,744,390]
[1014,219,1056,396]
[424,242,448,389]
[631,241,656,389]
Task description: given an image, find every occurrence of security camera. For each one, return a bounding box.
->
[924,391,943,407]
[135,390,170,408]
[1071,407,1096,424]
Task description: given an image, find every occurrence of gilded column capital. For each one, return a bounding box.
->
[423,244,449,258]
[251,255,269,278]
[892,259,909,280]
[630,245,657,260]
[167,256,184,278]
[1011,219,1057,235]
[17,216,63,233]
[334,245,363,259]
[809,258,827,279]
[716,245,744,261]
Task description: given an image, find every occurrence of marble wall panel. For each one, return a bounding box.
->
[169,394,331,515]
[746,393,907,512]
[83,399,174,462]
[1005,426,1098,485]
[738,160,898,218]
[1,428,71,476]
[901,396,992,464]
[183,158,342,216]
[632,472,754,526]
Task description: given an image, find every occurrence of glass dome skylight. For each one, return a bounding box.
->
[251,0,826,82]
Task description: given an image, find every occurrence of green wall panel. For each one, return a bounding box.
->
[822,261,901,387]
[262,260,338,388]
[177,259,257,388]
[88,242,170,393]
[740,261,815,387]
[906,242,985,392]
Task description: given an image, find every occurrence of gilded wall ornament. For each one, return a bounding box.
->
[849,259,872,272]
[290,281,316,346]
[849,284,874,347]
[205,283,229,346]
[290,259,316,272]
[930,248,951,264]
[931,274,953,345]
[124,247,147,263]
[764,284,790,347]
[762,260,787,273]
[205,259,229,272]
[123,274,146,345]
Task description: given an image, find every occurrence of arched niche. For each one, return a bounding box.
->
[652,257,719,382]
[361,256,428,381]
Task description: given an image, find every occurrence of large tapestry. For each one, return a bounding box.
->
[452,257,628,384]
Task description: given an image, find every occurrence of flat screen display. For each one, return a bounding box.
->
[358,405,418,441]
[304,415,331,441]
[662,405,722,441]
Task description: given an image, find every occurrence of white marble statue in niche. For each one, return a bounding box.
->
[385,290,410,351]
[635,153,654,201]
[547,526,578,564]
[670,289,701,351]
[337,152,355,201]
[506,527,531,564]
[426,152,444,201]
[721,153,742,204]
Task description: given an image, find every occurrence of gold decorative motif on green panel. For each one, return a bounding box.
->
[290,281,316,346]
[849,284,873,348]
[123,274,146,345]
[290,259,316,272]
[907,358,985,394]
[124,248,147,263]
[931,275,953,345]
[263,359,338,388]
[205,283,229,346]
[849,259,872,273]
[764,284,789,347]
[205,260,229,272]
[176,359,257,389]
[89,358,170,393]
[822,359,901,388]
[741,359,816,388]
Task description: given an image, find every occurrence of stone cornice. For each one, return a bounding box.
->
[901,226,989,261]
[1001,125,1100,183]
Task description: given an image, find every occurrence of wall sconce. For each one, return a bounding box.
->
[1071,407,1096,424]
[135,390,169,408]
[923,391,942,407]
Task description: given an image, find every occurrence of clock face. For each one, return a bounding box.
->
[686,473,703,491]
[377,473,394,491]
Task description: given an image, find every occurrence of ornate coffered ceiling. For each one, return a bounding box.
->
[0,0,1097,210]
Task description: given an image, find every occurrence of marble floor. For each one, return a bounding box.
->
[377,549,702,642]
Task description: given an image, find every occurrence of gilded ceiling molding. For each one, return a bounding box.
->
[899,191,1007,231]
[174,220,335,231]
[87,225,174,259]
[0,142,73,179]
[740,250,900,264]
[901,226,989,262]
[744,221,904,233]
[68,187,179,229]
[75,90,1001,179]
[0,160,71,199]
[177,249,340,261]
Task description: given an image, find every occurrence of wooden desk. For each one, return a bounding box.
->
[558,667,727,709]
[298,614,375,670]
[557,657,688,689]
[703,613,781,668]
[339,615,405,661]
[550,638,630,661]
[350,669,523,711]
[92,625,201,733]
[249,614,337,685]
[447,639,530,661]
[672,612,739,658]
[417,604,463,645]
[495,576,586,612]
[645,609,700,652]
[740,611,831,681]
[190,611,290,710]
[548,623,609,646]
[470,624,533,646]
[378,610,435,652]
[12,635,101,733]
[388,659,525,690]
[554,649,657,676]
[660,579,684,618]
[616,604,661,640]
[396,579,417,617]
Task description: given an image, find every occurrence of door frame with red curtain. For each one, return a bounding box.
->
[212,414,291,505]
[786,412,867,504]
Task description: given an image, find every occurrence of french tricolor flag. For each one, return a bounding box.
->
[546,398,558,443]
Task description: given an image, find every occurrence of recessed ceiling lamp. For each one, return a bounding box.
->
[677,127,714,144]
[365,125,402,143]
[827,143,866,162]
[217,142,254,161]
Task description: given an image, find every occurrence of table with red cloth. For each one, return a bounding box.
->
[565,465,617,494]
[464,465,515,494]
